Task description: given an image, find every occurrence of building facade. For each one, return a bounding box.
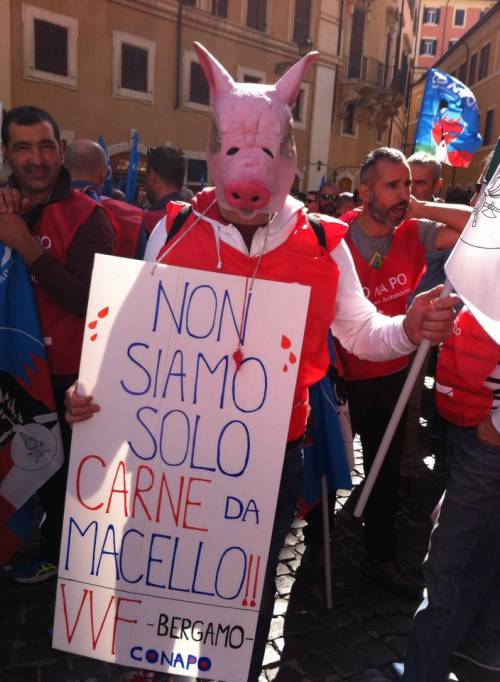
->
[1,0,419,193]
[415,0,495,78]
[327,0,418,192]
[1,0,345,191]
[408,1,500,191]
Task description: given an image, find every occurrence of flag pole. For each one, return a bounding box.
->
[321,474,333,609]
[354,280,453,519]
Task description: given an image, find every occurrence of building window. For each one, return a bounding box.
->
[423,7,440,24]
[448,39,456,50]
[22,5,78,87]
[211,0,228,17]
[190,62,210,104]
[113,32,156,103]
[186,157,208,193]
[458,61,467,83]
[342,102,356,136]
[483,109,494,146]
[34,19,68,76]
[479,43,490,80]
[236,66,266,83]
[291,83,309,130]
[348,9,365,78]
[453,8,465,27]
[247,0,267,32]
[420,39,437,56]
[121,44,148,92]
[293,0,311,44]
[468,53,478,85]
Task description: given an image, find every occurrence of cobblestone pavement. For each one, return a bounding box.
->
[1,390,451,682]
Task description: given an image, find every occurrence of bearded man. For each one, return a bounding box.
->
[336,147,471,596]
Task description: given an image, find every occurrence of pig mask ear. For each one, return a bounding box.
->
[275,51,319,108]
[193,42,235,104]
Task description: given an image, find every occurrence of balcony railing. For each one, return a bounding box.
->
[343,55,407,95]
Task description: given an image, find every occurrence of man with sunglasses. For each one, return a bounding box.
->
[142,146,186,234]
[305,190,319,213]
[318,182,340,216]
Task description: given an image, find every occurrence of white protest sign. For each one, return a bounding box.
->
[53,255,310,681]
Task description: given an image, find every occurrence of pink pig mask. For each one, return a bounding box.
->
[193,42,318,222]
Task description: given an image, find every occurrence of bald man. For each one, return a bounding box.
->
[65,139,146,259]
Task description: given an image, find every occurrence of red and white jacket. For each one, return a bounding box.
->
[336,209,426,380]
[156,195,346,442]
[436,309,500,427]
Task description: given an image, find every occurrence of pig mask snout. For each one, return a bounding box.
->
[224,179,271,213]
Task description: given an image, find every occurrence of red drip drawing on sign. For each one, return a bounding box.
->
[250,555,261,607]
[242,553,254,606]
[88,306,110,341]
[233,348,244,370]
[281,334,296,372]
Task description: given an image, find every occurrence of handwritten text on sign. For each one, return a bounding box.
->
[52,255,310,681]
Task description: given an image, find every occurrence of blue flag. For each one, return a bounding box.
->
[298,337,352,517]
[415,68,482,168]
[0,245,63,564]
[126,130,140,204]
[98,135,114,197]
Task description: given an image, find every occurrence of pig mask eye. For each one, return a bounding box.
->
[227,147,239,155]
[263,148,274,158]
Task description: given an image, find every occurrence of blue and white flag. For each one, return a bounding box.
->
[0,245,63,563]
[126,130,140,204]
[98,135,114,197]
[445,140,500,342]
[415,68,482,168]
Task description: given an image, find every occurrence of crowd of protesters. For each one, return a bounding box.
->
[0,102,497,682]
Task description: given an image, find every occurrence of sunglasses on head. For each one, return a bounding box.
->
[320,193,339,201]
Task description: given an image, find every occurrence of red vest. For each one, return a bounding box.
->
[100,197,143,258]
[436,309,500,426]
[337,212,426,380]
[157,201,346,441]
[142,209,165,235]
[32,191,97,376]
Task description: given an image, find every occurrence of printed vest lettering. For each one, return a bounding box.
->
[337,215,425,380]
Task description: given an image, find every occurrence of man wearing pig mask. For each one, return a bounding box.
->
[68,43,459,682]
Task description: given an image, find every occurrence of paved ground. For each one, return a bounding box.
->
[0,384,449,682]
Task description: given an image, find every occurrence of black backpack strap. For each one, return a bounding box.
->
[165,205,193,245]
[307,214,327,249]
